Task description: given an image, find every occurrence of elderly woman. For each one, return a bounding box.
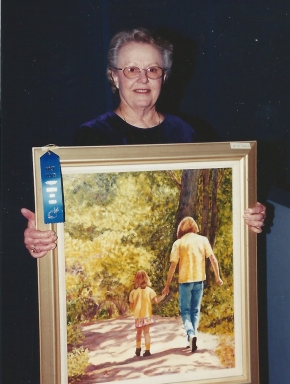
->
[21,28,266,257]
[73,28,195,145]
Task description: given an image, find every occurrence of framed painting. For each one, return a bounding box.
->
[33,142,258,384]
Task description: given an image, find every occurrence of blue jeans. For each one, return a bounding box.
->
[179,281,204,337]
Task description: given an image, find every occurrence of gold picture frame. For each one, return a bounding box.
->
[33,142,258,384]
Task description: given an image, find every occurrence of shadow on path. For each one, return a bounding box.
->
[77,316,226,384]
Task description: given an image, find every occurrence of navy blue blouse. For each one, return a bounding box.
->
[73,111,197,146]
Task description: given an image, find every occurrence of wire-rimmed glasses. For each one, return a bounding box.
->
[114,66,164,80]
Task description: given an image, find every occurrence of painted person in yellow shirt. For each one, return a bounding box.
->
[129,270,165,357]
[163,217,223,353]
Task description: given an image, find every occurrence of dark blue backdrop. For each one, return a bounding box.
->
[267,188,290,384]
[1,1,290,382]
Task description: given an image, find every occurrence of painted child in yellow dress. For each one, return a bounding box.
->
[129,270,165,357]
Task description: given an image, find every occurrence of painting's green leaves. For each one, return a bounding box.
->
[64,168,233,335]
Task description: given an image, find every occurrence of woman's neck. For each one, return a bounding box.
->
[115,104,162,128]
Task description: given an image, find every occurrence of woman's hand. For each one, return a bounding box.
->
[244,202,266,233]
[21,208,58,258]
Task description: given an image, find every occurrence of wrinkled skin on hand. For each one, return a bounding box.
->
[243,202,266,234]
[21,208,58,258]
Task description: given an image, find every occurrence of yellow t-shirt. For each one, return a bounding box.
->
[170,233,213,283]
[129,287,156,319]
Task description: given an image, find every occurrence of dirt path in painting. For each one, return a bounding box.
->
[77,315,225,384]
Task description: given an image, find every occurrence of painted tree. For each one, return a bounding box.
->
[171,168,223,286]
[62,167,233,327]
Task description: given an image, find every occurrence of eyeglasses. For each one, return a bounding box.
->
[114,66,164,80]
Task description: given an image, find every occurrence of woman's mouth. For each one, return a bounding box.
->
[134,89,150,93]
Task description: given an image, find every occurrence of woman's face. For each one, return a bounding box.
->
[112,42,165,112]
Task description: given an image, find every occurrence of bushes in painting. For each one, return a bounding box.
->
[200,277,234,334]
[67,324,84,349]
[215,335,235,368]
[63,168,234,336]
[67,347,89,382]
[67,325,89,382]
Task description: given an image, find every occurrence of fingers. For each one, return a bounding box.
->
[24,227,57,242]
[244,215,265,226]
[245,202,266,215]
[21,208,36,229]
[27,241,57,259]
[245,221,264,233]
[244,202,266,232]
[24,227,58,258]
[22,208,58,258]
[247,225,263,234]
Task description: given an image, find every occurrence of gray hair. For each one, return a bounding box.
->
[106,28,173,93]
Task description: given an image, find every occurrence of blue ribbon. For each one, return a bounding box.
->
[40,150,65,224]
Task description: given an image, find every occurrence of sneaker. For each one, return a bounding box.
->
[190,335,197,353]
[143,350,151,356]
[135,348,141,356]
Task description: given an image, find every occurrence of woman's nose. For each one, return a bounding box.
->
[137,69,149,83]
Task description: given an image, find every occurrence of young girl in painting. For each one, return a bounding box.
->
[129,270,165,357]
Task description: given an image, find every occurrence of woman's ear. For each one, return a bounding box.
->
[111,70,119,89]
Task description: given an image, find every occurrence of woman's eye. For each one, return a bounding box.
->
[128,67,138,73]
[148,67,157,73]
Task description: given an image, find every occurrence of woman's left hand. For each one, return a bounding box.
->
[244,202,266,233]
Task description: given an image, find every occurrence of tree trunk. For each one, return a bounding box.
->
[173,169,220,287]
[201,169,210,237]
[175,169,200,232]
[209,169,218,247]
[200,169,211,285]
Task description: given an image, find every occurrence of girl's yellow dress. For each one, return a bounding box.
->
[129,286,156,327]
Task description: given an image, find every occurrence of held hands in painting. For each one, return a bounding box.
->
[21,208,58,258]
[162,284,170,296]
[21,202,266,258]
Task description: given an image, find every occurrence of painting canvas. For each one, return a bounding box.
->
[33,142,258,384]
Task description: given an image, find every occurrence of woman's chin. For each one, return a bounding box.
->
[130,99,156,110]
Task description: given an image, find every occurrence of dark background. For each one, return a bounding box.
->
[1,1,290,383]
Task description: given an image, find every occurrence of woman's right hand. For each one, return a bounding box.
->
[21,208,58,258]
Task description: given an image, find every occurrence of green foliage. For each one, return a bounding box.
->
[213,169,233,277]
[63,168,233,336]
[215,335,235,368]
[67,324,84,349]
[67,346,89,382]
[200,277,234,335]
[65,173,119,209]
[65,222,101,242]
[66,271,99,324]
